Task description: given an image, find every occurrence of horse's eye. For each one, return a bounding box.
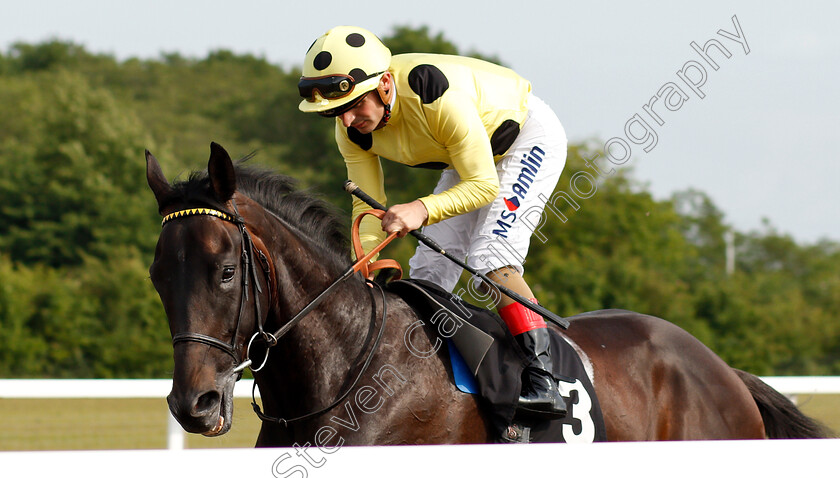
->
[221,266,236,283]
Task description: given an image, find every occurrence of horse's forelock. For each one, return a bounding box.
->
[165,165,350,267]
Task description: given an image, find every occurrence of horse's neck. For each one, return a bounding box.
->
[267,222,370,338]
[257,216,376,418]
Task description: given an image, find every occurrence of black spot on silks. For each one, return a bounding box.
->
[407,64,449,104]
[348,127,373,150]
[410,162,448,170]
[490,120,521,156]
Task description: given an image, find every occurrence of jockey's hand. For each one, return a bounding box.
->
[382,200,428,238]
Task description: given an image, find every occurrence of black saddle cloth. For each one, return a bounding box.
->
[387,279,607,443]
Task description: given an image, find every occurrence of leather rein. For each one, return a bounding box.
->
[160,202,401,425]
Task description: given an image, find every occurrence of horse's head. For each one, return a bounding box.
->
[147,142,272,436]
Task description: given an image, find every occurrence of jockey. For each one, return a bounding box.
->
[298,26,568,419]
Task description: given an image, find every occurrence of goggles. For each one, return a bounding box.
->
[298,74,358,102]
[298,70,384,106]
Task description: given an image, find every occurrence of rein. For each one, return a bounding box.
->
[251,281,389,426]
[161,203,401,426]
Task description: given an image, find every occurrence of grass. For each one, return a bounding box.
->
[795,394,840,437]
[1,394,837,450]
[0,398,262,451]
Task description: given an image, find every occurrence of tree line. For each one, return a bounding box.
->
[0,28,837,378]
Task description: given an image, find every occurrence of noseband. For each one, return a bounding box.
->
[162,203,271,374]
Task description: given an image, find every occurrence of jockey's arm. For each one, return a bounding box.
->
[415,91,500,225]
[381,200,428,238]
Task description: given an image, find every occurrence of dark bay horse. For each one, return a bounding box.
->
[147,143,830,446]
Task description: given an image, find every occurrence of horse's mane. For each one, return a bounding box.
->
[164,162,350,268]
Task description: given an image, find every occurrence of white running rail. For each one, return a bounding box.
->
[2,377,839,450]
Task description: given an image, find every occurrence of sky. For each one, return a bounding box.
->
[2,0,838,243]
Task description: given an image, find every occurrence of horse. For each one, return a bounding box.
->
[146,143,830,447]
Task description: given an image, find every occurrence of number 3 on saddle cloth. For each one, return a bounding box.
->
[387,279,608,444]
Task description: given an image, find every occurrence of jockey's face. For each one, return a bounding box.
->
[338,74,391,134]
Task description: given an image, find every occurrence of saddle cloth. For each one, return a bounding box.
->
[387,279,607,443]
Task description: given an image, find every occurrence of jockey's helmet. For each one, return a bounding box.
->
[298,26,392,117]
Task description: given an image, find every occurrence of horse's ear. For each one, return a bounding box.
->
[208,142,236,203]
[146,149,172,210]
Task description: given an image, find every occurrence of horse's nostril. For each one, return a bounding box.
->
[193,390,221,416]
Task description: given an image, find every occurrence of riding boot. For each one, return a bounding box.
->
[499,300,567,420]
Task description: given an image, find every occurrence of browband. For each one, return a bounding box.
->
[161,207,237,227]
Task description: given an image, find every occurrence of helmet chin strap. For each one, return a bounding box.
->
[376,77,394,125]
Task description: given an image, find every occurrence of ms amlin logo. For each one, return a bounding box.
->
[494,145,545,238]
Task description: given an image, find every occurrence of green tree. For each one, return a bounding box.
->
[518,145,706,336]
[384,25,504,65]
[0,70,158,267]
[385,25,460,55]
[0,250,170,377]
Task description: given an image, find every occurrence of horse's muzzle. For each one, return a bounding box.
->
[167,382,233,436]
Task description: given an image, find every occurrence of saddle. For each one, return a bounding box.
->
[350,211,606,442]
[388,278,608,444]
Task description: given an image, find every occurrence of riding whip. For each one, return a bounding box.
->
[343,180,570,329]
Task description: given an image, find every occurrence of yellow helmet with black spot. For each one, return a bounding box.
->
[298,26,392,116]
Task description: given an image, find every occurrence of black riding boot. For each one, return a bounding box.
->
[515,327,567,419]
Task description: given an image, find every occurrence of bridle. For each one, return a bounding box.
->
[160,200,394,425]
[162,202,271,374]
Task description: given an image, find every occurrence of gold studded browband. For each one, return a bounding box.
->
[160,207,238,227]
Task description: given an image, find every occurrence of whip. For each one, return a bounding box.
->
[343,180,569,329]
